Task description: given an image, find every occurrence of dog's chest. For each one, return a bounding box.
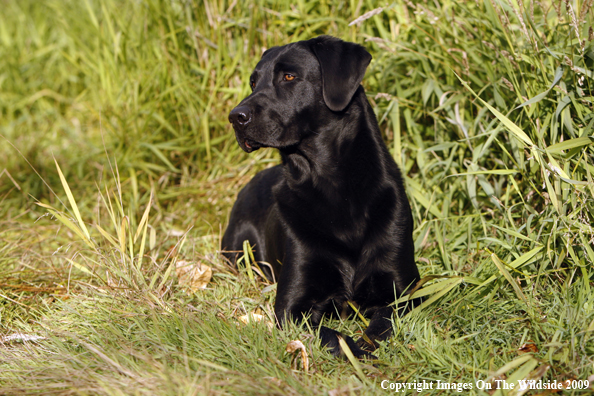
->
[278,182,395,245]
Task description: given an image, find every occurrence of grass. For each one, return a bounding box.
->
[1,0,593,394]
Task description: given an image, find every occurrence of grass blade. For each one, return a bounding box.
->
[491,253,528,305]
[456,73,534,147]
[54,158,92,242]
[337,336,367,382]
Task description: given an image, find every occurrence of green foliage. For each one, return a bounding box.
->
[363,0,594,283]
[1,0,594,394]
[0,0,369,205]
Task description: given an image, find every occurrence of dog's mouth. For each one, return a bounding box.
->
[238,137,263,153]
[234,128,300,153]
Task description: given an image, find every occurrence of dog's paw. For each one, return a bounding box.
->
[355,336,380,353]
[319,326,378,360]
[349,345,378,360]
[337,335,378,360]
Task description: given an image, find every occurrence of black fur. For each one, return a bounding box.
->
[223,36,420,359]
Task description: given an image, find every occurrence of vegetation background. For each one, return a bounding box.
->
[1,0,593,394]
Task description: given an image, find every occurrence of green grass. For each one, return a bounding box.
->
[1,0,594,394]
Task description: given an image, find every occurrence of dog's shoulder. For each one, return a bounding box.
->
[246,165,283,189]
[236,165,283,207]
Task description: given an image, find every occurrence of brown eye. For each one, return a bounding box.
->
[250,81,255,90]
[284,74,296,81]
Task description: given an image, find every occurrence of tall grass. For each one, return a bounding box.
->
[364,0,594,279]
[1,0,593,395]
[0,0,369,209]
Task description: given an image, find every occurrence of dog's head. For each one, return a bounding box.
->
[228,36,372,153]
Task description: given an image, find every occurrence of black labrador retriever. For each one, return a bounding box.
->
[223,36,420,359]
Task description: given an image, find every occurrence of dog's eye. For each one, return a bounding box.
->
[250,81,256,90]
[283,74,296,81]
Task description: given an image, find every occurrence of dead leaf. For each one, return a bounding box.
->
[238,313,274,330]
[176,260,212,293]
[518,341,539,354]
[238,313,264,324]
[286,340,309,373]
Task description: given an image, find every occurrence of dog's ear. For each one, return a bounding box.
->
[309,36,372,112]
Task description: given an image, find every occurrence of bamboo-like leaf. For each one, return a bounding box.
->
[98,185,118,233]
[36,203,95,249]
[554,95,572,120]
[579,232,594,265]
[451,169,518,176]
[347,301,369,327]
[396,276,461,303]
[423,142,458,153]
[493,355,546,396]
[411,277,463,314]
[134,191,153,243]
[490,357,538,396]
[136,194,155,277]
[515,90,551,109]
[405,177,442,218]
[506,357,539,383]
[489,224,535,242]
[491,253,528,304]
[95,224,120,249]
[472,246,542,295]
[546,136,594,154]
[545,153,570,179]
[82,0,99,28]
[127,213,134,265]
[515,66,564,109]
[119,216,128,261]
[149,227,156,251]
[533,150,560,213]
[337,336,367,382]
[456,73,534,147]
[64,257,95,277]
[242,240,256,283]
[543,167,561,214]
[139,142,180,172]
[54,159,91,241]
[557,176,590,186]
[489,354,534,379]
[390,100,402,166]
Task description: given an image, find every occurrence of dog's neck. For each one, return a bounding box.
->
[279,88,391,196]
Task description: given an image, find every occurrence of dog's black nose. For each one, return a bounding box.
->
[229,106,252,129]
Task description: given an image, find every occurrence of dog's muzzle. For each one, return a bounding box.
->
[229,105,261,152]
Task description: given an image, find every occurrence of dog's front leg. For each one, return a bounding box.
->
[355,306,394,352]
[355,296,423,352]
[318,326,377,359]
[274,270,377,359]
[276,305,377,359]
